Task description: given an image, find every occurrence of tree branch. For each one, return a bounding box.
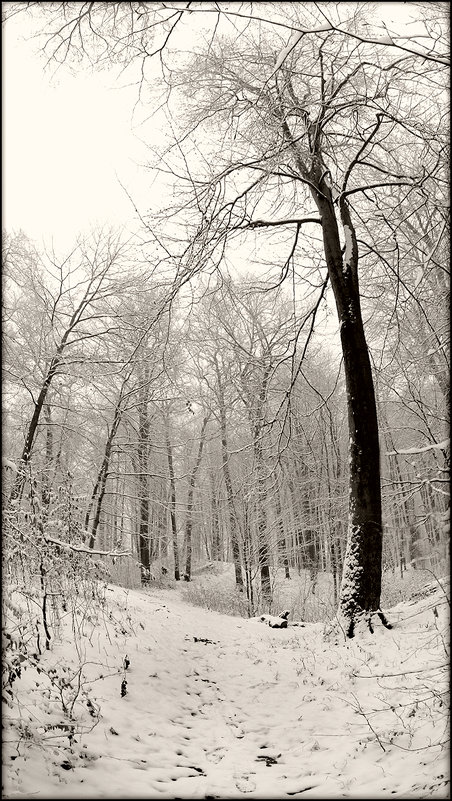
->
[247,217,322,229]
[45,535,132,558]
[386,439,450,456]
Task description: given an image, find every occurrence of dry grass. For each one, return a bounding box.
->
[179,560,450,623]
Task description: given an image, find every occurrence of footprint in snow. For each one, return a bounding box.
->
[234,773,257,793]
[205,747,226,763]
[227,715,245,738]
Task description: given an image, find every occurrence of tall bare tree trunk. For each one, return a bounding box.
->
[184,414,210,581]
[137,367,151,583]
[214,358,243,589]
[209,468,221,561]
[165,423,180,581]
[316,183,385,634]
[277,93,390,634]
[41,403,53,523]
[9,351,63,504]
[86,398,124,550]
[253,436,271,601]
[9,269,111,506]
[275,488,290,580]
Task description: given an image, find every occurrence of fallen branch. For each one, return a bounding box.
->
[193,637,217,644]
[251,610,294,629]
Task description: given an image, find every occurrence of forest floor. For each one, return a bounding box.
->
[3,569,449,799]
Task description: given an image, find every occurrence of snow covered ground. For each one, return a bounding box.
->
[3,571,449,799]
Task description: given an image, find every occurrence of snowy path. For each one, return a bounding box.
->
[90,591,334,798]
[4,584,449,798]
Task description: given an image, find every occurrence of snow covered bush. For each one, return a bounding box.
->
[181,581,252,617]
[380,565,449,608]
[2,475,117,759]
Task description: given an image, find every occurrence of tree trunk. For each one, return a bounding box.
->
[214,359,243,588]
[184,414,210,581]
[254,437,271,601]
[165,425,180,581]
[383,421,412,575]
[9,274,108,506]
[41,402,53,523]
[279,101,388,634]
[243,356,272,602]
[275,488,290,579]
[317,187,384,634]
[242,501,255,614]
[87,427,119,550]
[157,484,168,559]
[9,351,63,504]
[137,368,151,583]
[210,469,221,561]
[85,393,124,549]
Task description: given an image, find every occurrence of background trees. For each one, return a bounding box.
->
[3,3,449,630]
[129,3,447,631]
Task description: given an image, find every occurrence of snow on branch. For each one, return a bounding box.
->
[386,438,449,456]
[248,217,322,228]
[270,30,304,76]
[2,457,18,473]
[44,535,132,558]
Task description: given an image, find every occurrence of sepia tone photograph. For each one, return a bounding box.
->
[2,2,449,798]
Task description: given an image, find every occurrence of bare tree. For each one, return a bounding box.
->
[147,10,446,634]
[4,3,448,633]
[164,411,181,581]
[4,231,129,505]
[183,412,210,581]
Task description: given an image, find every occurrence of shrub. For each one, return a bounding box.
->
[181,582,251,617]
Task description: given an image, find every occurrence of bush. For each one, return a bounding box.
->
[181,582,251,617]
[381,565,450,608]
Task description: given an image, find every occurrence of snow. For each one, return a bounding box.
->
[271,31,304,75]
[386,439,450,456]
[343,225,354,272]
[3,570,449,799]
[2,457,18,473]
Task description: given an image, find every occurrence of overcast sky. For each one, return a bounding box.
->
[3,3,429,252]
[3,12,152,250]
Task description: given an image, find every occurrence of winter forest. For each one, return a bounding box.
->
[2,3,450,799]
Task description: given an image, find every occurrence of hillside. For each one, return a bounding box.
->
[3,569,449,799]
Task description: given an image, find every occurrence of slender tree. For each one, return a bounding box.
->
[4,3,448,632]
[164,415,180,581]
[183,413,210,581]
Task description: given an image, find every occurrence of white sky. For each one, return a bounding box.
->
[3,13,150,249]
[2,3,430,252]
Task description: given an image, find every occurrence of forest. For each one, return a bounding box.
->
[2,3,450,798]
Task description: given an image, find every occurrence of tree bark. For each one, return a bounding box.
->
[253,436,271,601]
[9,351,63,504]
[214,358,243,588]
[137,368,151,583]
[86,397,124,550]
[276,88,388,633]
[41,402,53,522]
[165,424,180,581]
[9,266,111,506]
[275,488,290,579]
[239,351,272,602]
[317,185,384,633]
[184,414,210,581]
[209,468,221,561]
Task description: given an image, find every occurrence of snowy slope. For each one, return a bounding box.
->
[3,577,449,799]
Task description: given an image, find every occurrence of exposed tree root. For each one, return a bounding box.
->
[345,608,393,638]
